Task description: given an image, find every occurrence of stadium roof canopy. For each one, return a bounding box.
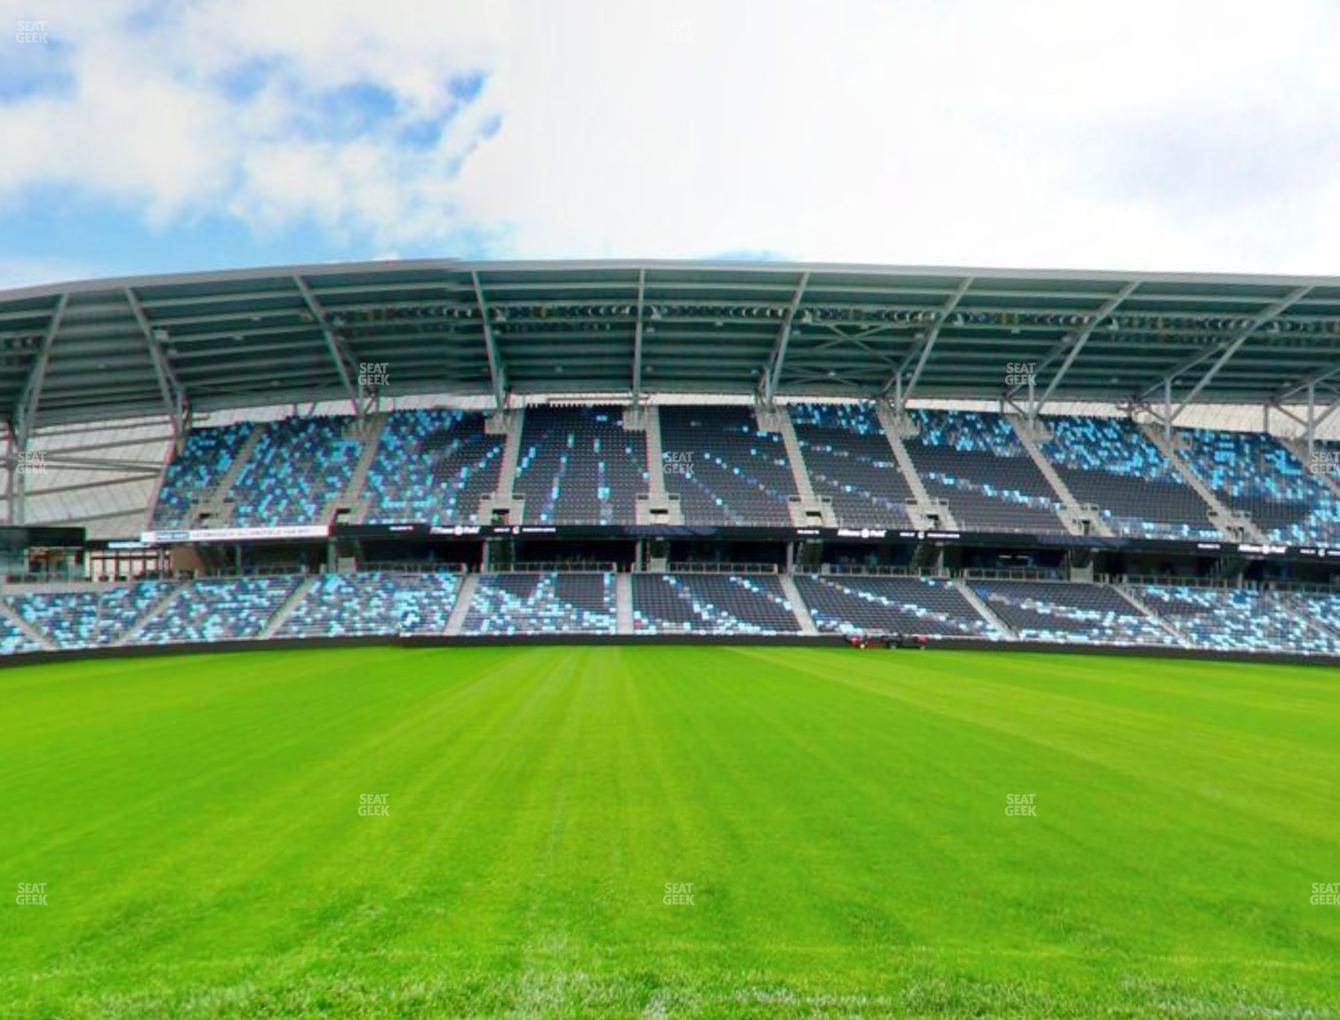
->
[3,259,1340,435]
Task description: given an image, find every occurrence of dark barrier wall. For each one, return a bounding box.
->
[2,634,1339,671]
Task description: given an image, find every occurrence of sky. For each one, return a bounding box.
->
[1,0,1339,289]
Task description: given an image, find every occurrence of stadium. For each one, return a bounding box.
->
[4,258,1340,1017]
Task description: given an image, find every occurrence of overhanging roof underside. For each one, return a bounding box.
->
[3,259,1339,430]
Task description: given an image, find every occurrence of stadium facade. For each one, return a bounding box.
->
[1,259,1339,660]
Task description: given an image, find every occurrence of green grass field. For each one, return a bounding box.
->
[3,645,1339,1018]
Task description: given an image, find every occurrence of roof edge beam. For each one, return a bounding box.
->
[632,269,646,404]
[881,276,972,410]
[762,272,809,405]
[472,272,508,412]
[294,275,363,420]
[14,292,70,447]
[124,287,189,449]
[1162,287,1311,422]
[1275,362,1340,403]
[1026,280,1139,415]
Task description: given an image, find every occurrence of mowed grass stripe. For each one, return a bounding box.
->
[2,646,1339,1018]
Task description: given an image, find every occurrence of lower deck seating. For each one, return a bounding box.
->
[138,576,302,644]
[972,580,1175,646]
[463,573,616,634]
[7,581,176,648]
[632,574,799,634]
[279,572,461,637]
[1132,585,1340,655]
[0,614,42,655]
[794,575,999,638]
[1274,592,1340,646]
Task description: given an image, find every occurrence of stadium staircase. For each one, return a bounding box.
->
[477,410,526,524]
[1279,436,1340,501]
[189,423,262,528]
[324,414,387,524]
[1008,417,1113,537]
[755,405,834,527]
[1137,423,1266,542]
[259,576,317,638]
[115,581,186,646]
[615,573,634,634]
[626,406,683,524]
[875,403,958,530]
[444,575,478,635]
[0,600,56,651]
[1113,585,1193,647]
[778,574,818,634]
[953,579,1014,639]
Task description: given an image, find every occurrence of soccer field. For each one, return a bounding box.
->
[3,645,1339,1018]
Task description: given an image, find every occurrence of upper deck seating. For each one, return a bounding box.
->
[151,423,252,527]
[363,409,503,525]
[513,407,648,524]
[1039,416,1219,539]
[229,417,360,526]
[1173,429,1340,545]
[790,403,914,526]
[631,574,799,634]
[660,407,797,525]
[904,410,1067,533]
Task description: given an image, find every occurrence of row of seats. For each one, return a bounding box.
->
[905,410,1069,533]
[791,403,914,526]
[1040,416,1220,539]
[513,407,648,524]
[632,574,799,634]
[973,580,1175,646]
[659,407,797,525]
[6,581,176,648]
[1132,584,1340,655]
[230,417,362,527]
[795,575,999,638]
[138,576,301,644]
[1174,429,1340,545]
[464,573,618,634]
[278,572,462,638]
[152,422,253,527]
[150,408,1340,541]
[3,575,1340,653]
[363,409,503,525]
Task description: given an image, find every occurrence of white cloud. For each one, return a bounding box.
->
[1,0,1339,273]
[0,256,95,289]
